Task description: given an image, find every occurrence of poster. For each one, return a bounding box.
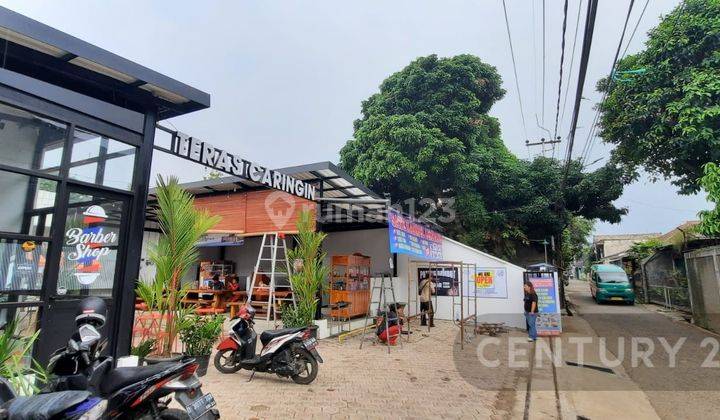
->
[418,267,459,296]
[527,272,562,336]
[466,268,508,298]
[388,210,443,260]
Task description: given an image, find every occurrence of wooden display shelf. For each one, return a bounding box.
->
[329,290,370,318]
[329,253,371,319]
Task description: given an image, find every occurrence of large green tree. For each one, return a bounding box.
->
[340,54,626,259]
[597,0,720,194]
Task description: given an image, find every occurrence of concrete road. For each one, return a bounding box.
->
[567,280,720,419]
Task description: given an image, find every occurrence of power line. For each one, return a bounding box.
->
[501,0,530,140]
[561,0,599,176]
[559,0,584,134]
[580,0,636,166]
[552,0,570,139]
[621,0,650,58]
[542,0,547,125]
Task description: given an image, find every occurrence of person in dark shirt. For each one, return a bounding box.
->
[211,274,223,290]
[523,282,539,342]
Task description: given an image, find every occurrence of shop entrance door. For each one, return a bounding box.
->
[37,185,130,362]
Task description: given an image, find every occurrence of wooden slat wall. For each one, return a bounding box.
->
[193,190,315,235]
[194,193,247,233]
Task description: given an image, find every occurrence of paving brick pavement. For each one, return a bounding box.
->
[200,320,530,419]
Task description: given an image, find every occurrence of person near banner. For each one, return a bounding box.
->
[523,282,538,341]
[419,274,436,327]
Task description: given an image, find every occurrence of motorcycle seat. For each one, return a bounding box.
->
[3,390,91,420]
[99,362,174,396]
[260,327,305,345]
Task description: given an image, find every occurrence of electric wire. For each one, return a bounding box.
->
[580,0,636,166]
[620,0,651,59]
[501,0,530,140]
[561,0,599,177]
[541,0,547,125]
[558,0,583,135]
[552,0,570,140]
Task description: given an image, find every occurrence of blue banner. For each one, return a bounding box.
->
[387,210,442,260]
[527,272,562,336]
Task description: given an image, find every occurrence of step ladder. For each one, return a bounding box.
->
[247,233,296,324]
[359,273,402,353]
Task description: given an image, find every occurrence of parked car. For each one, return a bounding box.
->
[589,264,635,305]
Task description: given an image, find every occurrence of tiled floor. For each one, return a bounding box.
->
[200,320,525,419]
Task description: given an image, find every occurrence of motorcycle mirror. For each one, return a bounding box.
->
[78,324,101,344]
[68,339,80,352]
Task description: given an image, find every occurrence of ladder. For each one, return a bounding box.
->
[359,273,402,353]
[247,233,296,324]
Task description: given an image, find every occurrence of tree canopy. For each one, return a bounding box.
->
[698,162,720,236]
[340,54,626,259]
[597,0,720,194]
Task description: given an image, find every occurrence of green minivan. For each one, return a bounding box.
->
[589,264,635,305]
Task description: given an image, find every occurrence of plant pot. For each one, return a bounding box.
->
[188,354,211,376]
[144,353,184,365]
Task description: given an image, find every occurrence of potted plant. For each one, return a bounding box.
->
[137,175,220,363]
[178,315,224,376]
[0,316,47,396]
[130,338,156,366]
[283,210,329,335]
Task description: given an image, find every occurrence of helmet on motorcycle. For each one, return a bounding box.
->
[75,297,107,328]
[238,304,256,321]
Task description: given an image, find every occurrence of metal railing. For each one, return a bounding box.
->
[646,285,691,312]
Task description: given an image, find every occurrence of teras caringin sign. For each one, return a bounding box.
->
[161,126,316,201]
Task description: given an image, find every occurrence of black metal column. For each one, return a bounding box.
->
[114,110,156,357]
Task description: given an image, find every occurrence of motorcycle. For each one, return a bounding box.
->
[213,305,322,384]
[45,297,219,420]
[0,377,107,420]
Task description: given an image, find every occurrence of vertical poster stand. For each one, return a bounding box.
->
[523,264,562,336]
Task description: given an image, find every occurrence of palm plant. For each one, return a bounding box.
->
[138,175,220,356]
[0,317,47,395]
[284,210,329,327]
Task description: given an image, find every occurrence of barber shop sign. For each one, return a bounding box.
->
[65,205,116,285]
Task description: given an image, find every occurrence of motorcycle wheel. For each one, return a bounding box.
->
[158,408,190,419]
[290,348,318,385]
[214,349,242,373]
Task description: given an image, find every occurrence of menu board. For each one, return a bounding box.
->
[527,272,562,336]
[388,210,442,260]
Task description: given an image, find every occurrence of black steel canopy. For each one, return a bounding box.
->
[0,6,210,120]
[146,161,390,228]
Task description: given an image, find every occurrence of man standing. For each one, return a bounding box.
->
[419,273,436,327]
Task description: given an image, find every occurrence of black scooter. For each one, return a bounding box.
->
[45,297,219,420]
[213,305,322,384]
[0,377,107,420]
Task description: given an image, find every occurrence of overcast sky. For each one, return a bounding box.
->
[3,0,711,236]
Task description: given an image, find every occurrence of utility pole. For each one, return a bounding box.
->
[526,136,562,157]
[557,0,599,316]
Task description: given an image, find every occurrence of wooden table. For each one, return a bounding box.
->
[183,289,235,313]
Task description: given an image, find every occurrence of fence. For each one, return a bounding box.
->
[641,248,691,312]
[684,246,720,333]
[646,285,691,311]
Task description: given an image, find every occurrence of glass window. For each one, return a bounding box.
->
[58,192,125,297]
[69,128,136,190]
[0,302,41,369]
[0,170,57,236]
[0,239,48,292]
[0,102,67,175]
